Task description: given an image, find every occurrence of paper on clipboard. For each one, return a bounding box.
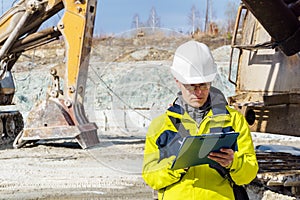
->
[170,132,239,170]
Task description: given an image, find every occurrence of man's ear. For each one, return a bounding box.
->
[175,79,181,88]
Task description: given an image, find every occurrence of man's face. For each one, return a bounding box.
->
[176,80,210,108]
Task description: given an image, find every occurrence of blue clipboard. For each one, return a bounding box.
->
[170,132,239,170]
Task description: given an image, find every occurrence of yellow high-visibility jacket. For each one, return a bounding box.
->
[142,102,258,200]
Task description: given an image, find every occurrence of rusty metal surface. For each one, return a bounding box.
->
[254,151,300,196]
[256,152,300,172]
[263,93,300,105]
[19,98,99,149]
[23,123,97,139]
[233,103,300,136]
[23,126,82,140]
[230,6,300,94]
[236,49,300,95]
[25,99,71,129]
[242,0,300,56]
[229,3,300,136]
[76,127,100,149]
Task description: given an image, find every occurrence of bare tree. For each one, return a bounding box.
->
[187,4,202,34]
[131,13,143,29]
[146,6,161,31]
[204,0,211,33]
[224,0,239,35]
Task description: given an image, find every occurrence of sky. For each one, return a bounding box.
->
[94,0,241,35]
[1,0,240,35]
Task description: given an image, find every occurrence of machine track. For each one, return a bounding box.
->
[253,151,300,198]
[0,111,24,149]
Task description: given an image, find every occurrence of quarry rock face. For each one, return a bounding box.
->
[13,35,237,132]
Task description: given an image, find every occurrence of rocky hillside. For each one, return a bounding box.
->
[11,32,237,131]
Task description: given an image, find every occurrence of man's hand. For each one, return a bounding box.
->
[208,148,234,168]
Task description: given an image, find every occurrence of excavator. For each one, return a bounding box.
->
[228,0,300,197]
[0,0,100,149]
[229,0,300,136]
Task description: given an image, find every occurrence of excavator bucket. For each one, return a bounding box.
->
[14,100,99,149]
[13,99,99,149]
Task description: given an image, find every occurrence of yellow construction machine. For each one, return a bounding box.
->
[0,0,99,149]
[229,0,300,197]
[229,0,300,136]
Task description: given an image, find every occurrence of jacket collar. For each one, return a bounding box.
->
[170,86,228,116]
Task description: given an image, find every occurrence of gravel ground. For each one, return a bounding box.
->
[0,133,153,200]
[1,131,300,200]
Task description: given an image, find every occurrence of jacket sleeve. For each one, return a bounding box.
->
[229,110,259,185]
[142,116,186,190]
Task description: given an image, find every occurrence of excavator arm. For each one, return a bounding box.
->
[0,0,99,149]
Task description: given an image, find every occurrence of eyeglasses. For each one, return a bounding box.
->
[182,83,211,91]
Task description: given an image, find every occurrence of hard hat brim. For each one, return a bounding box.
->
[171,68,216,84]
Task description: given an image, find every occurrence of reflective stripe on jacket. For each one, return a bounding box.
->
[142,104,258,200]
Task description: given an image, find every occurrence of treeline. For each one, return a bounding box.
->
[130,1,239,37]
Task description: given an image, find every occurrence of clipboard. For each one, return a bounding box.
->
[170,132,239,170]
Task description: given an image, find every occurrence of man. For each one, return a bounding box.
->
[142,41,258,200]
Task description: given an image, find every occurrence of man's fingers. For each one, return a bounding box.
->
[208,149,234,167]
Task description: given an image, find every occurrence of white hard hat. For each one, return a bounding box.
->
[170,40,217,84]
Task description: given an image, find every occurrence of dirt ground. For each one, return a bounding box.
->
[0,132,153,200]
[1,131,300,200]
